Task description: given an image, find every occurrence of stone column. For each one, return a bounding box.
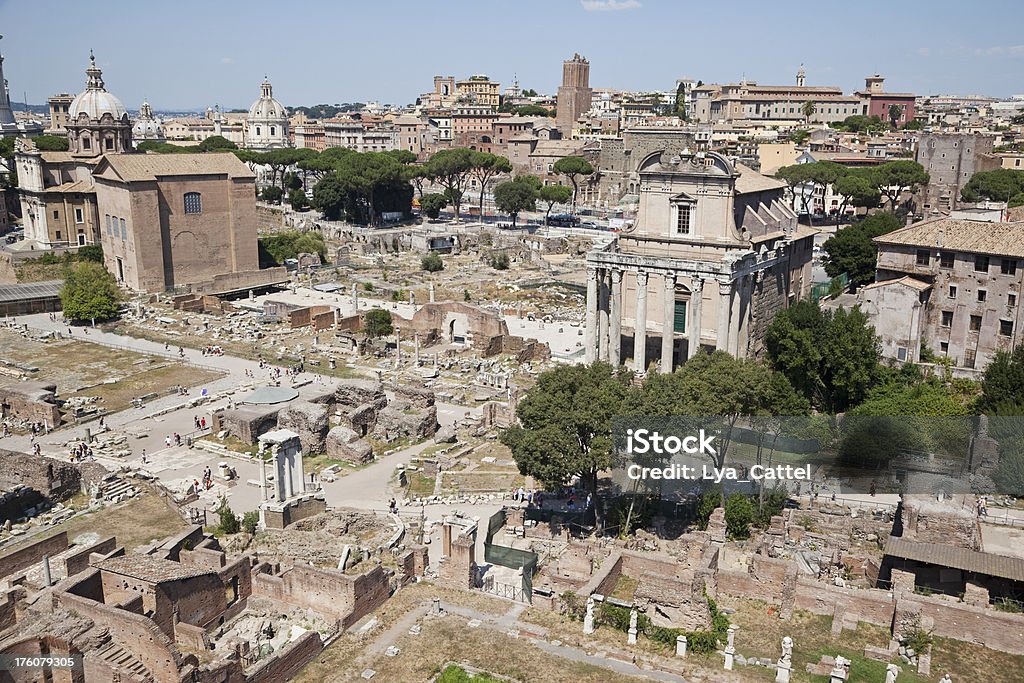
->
[352,283,359,312]
[730,275,744,358]
[259,457,268,501]
[661,272,676,373]
[585,268,598,364]
[633,271,649,373]
[609,270,622,366]
[41,555,52,587]
[272,447,285,502]
[688,278,704,360]
[676,635,687,658]
[598,270,610,362]
[716,281,732,353]
[724,624,737,670]
[429,281,435,304]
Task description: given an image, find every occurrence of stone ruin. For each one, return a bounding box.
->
[0,381,62,429]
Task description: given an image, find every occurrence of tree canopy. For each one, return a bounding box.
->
[500,362,633,533]
[539,184,573,224]
[872,160,929,212]
[33,135,70,152]
[552,156,594,215]
[363,308,393,338]
[310,149,413,224]
[419,192,448,219]
[59,261,122,323]
[258,230,326,266]
[764,301,882,413]
[977,344,1024,415]
[423,148,474,221]
[833,115,886,134]
[821,212,902,288]
[469,151,512,219]
[421,252,444,272]
[493,176,538,228]
[961,168,1024,207]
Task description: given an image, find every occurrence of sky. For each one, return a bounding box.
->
[1,0,1023,112]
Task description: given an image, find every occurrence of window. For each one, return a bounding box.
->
[948,285,957,298]
[55,230,61,241]
[975,255,990,272]
[970,315,982,332]
[676,204,692,235]
[53,210,59,220]
[105,138,113,150]
[965,349,976,369]
[82,136,90,150]
[940,341,949,354]
[1002,259,1018,275]
[978,289,987,302]
[255,127,261,136]
[897,346,907,361]
[120,218,127,239]
[74,208,84,224]
[105,214,111,235]
[673,300,687,333]
[184,192,202,215]
[1010,293,1018,307]
[941,310,953,327]
[940,253,954,268]
[270,127,276,136]
[1000,320,1014,336]
[916,249,930,266]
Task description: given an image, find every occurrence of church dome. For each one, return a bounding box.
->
[69,52,128,120]
[132,100,163,140]
[248,79,286,121]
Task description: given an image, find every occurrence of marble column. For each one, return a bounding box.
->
[609,270,622,366]
[730,276,744,358]
[598,269,610,362]
[585,268,598,363]
[661,272,676,373]
[688,278,704,360]
[716,281,732,353]
[633,271,649,373]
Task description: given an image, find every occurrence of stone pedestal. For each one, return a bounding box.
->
[775,661,791,683]
[724,624,737,670]
[583,596,595,635]
[676,635,687,658]
[627,627,637,645]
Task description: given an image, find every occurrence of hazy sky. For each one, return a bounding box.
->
[1,0,1022,112]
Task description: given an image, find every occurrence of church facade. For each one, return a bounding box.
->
[584,149,815,370]
[245,79,289,150]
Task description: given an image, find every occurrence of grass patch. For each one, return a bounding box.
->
[406,470,437,498]
[437,664,505,683]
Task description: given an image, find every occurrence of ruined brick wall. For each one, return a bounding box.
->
[0,588,21,632]
[163,574,228,631]
[62,536,117,577]
[252,563,387,626]
[344,565,391,628]
[0,383,61,428]
[0,450,85,503]
[247,631,324,683]
[0,531,68,580]
[900,497,980,550]
[747,264,788,358]
[55,588,188,683]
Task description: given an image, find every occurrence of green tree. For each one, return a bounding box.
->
[421,252,444,272]
[288,188,309,211]
[424,148,474,221]
[872,160,929,212]
[490,252,510,270]
[789,129,810,146]
[764,301,881,413]
[493,177,537,228]
[888,104,904,128]
[196,135,238,152]
[821,212,902,287]
[961,168,1024,204]
[59,261,122,323]
[258,230,326,265]
[522,88,538,97]
[284,171,303,191]
[215,496,240,534]
[977,345,1024,414]
[775,164,815,216]
[832,171,881,223]
[76,244,104,263]
[539,184,573,224]
[500,362,633,533]
[33,135,70,152]
[363,308,393,338]
[469,152,512,220]
[260,185,283,203]
[510,104,555,118]
[725,494,755,539]
[552,156,594,215]
[419,192,448,219]
[834,115,885,134]
[801,101,817,125]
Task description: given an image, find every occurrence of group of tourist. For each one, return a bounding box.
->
[201,345,224,356]
[164,433,184,448]
[978,496,989,517]
[69,441,93,462]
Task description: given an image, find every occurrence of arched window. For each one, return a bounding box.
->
[255,127,261,136]
[184,192,202,215]
[120,218,127,239]
[270,126,276,136]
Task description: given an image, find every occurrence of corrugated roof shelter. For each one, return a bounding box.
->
[884,536,1024,582]
[0,280,63,316]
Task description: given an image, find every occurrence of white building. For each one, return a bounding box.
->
[246,78,289,150]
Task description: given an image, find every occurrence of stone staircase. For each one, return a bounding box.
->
[99,476,139,504]
[93,641,153,682]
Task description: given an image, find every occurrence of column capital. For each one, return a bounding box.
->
[637,270,649,286]
[611,269,622,284]
[691,277,704,294]
[718,280,733,295]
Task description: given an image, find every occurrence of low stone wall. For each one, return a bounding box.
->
[247,631,323,683]
[0,531,68,580]
[0,382,61,428]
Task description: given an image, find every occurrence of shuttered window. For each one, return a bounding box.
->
[673,300,687,333]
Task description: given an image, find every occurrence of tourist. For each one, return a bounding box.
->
[165,435,172,448]
[200,417,207,430]
[389,498,398,514]
[141,449,147,464]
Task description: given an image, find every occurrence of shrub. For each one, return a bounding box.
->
[241,510,260,535]
[724,493,754,539]
[421,252,444,272]
[216,496,240,535]
[490,252,510,270]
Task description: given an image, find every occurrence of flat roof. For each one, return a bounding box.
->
[884,536,1024,582]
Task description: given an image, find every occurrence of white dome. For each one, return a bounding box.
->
[132,118,162,137]
[248,79,286,122]
[70,89,128,120]
[69,52,128,121]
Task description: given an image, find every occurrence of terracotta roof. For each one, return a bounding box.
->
[884,536,1024,582]
[861,276,932,292]
[95,152,255,182]
[874,218,1024,258]
[93,555,215,583]
[39,152,79,164]
[48,179,95,194]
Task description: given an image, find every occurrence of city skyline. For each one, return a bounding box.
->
[1,0,1023,111]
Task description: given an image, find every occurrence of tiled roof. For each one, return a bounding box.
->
[96,152,255,182]
[93,554,215,583]
[874,218,1024,258]
[884,536,1024,582]
[735,163,786,194]
[861,276,932,292]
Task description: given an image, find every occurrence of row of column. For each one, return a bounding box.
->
[586,267,738,373]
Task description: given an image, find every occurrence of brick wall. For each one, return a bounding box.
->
[62,536,117,577]
[247,631,323,683]
[252,563,390,628]
[0,531,68,579]
[0,450,86,503]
